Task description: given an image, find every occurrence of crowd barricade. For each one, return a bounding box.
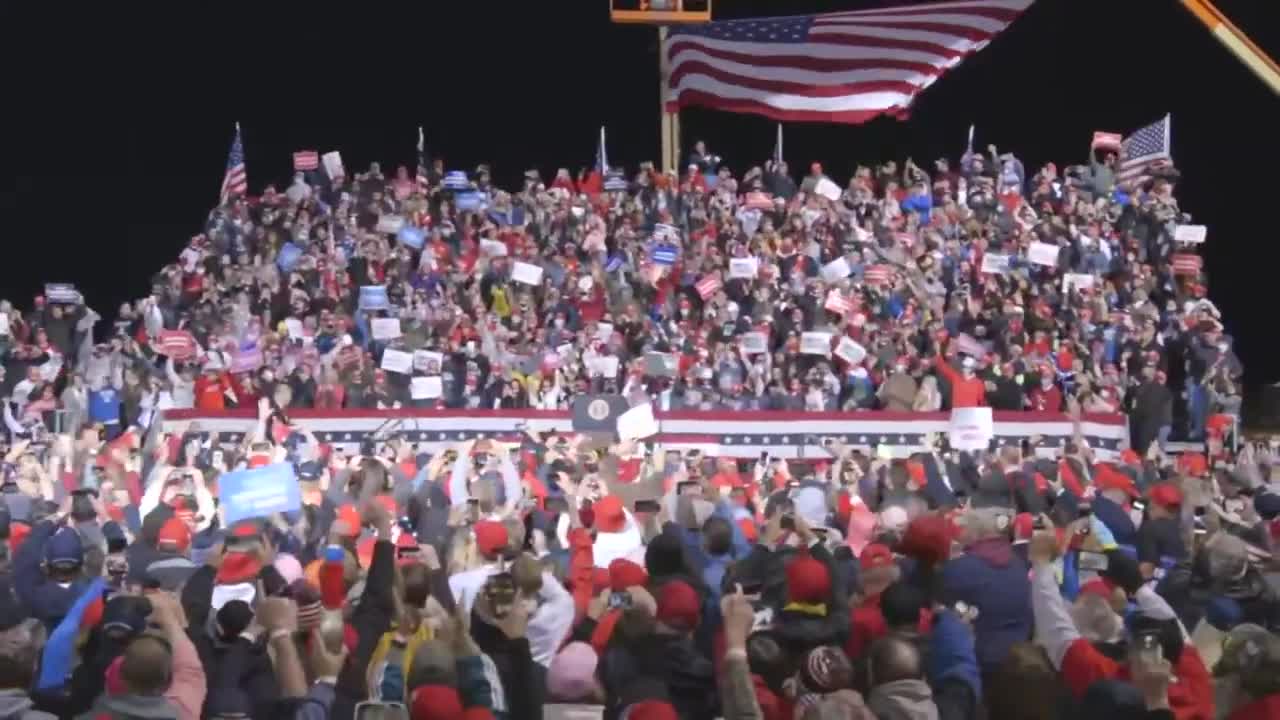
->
[157,408,1129,461]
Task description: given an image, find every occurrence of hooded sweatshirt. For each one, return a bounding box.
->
[0,689,57,720]
[74,694,180,720]
[868,679,939,720]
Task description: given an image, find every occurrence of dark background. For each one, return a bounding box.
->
[5,0,1279,418]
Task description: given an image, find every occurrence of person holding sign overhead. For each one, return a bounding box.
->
[935,342,987,408]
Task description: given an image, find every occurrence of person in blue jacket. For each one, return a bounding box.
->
[12,522,90,632]
[939,506,1033,674]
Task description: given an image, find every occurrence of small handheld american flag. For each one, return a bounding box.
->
[696,274,722,299]
[1171,253,1202,276]
[863,265,894,286]
[220,123,247,202]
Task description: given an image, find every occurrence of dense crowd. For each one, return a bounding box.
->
[0,137,1241,454]
[0,141,1274,720]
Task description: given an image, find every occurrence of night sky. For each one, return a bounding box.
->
[6,0,1279,415]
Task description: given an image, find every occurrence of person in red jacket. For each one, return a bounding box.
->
[1027,364,1064,411]
[934,352,987,408]
[1028,530,1213,720]
[193,367,233,410]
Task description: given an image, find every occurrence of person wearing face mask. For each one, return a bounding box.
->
[1027,365,1064,412]
[934,349,986,409]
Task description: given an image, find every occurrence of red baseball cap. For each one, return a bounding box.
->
[473,521,509,557]
[607,559,648,591]
[859,543,895,570]
[592,496,627,534]
[1150,483,1183,509]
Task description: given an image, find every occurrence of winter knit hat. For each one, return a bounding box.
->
[547,642,599,701]
[799,646,853,693]
[655,580,701,632]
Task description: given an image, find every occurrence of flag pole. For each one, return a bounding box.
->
[659,25,675,174]
[1180,0,1280,95]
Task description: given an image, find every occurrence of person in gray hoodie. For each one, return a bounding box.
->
[74,634,183,720]
[863,636,939,720]
[0,579,56,720]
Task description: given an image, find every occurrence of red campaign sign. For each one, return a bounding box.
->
[1171,253,1203,276]
[157,330,197,360]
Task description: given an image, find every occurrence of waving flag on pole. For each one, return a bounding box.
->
[220,123,247,202]
[597,126,609,174]
[1117,114,1172,184]
[415,126,430,194]
[773,123,784,165]
[664,0,1034,124]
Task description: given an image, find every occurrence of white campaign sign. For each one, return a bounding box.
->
[322,151,345,179]
[821,257,852,282]
[588,355,619,377]
[834,337,866,365]
[413,350,443,373]
[480,239,508,257]
[729,258,759,279]
[1174,224,1207,244]
[511,261,544,286]
[814,177,841,201]
[617,403,659,441]
[411,376,443,399]
[1063,273,1095,293]
[800,331,832,356]
[376,215,405,234]
[948,407,994,451]
[740,332,768,355]
[380,348,413,374]
[371,318,402,340]
[981,253,1009,275]
[1027,242,1060,267]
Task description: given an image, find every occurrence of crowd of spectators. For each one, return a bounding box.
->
[0,138,1242,455]
[0,140,1274,720]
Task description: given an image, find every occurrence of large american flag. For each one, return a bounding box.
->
[160,408,1130,460]
[220,123,247,201]
[1117,114,1172,184]
[664,0,1034,124]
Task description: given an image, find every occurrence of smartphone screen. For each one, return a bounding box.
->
[676,480,702,497]
[1078,551,1108,572]
[634,499,661,513]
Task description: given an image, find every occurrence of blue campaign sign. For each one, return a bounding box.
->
[359,285,390,310]
[455,191,488,212]
[397,225,425,250]
[218,463,302,525]
[277,242,303,272]
[650,243,679,266]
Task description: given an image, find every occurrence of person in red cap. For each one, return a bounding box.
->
[448,520,510,613]
[1136,482,1188,580]
[847,543,902,659]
